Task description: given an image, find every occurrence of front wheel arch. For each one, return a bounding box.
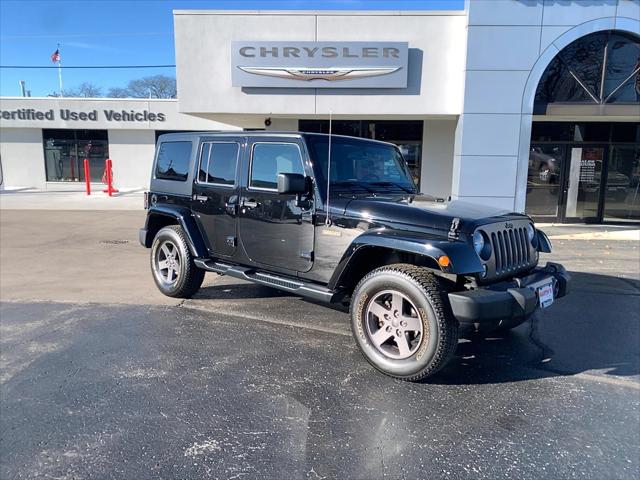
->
[331,245,444,296]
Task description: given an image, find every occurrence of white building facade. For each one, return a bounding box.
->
[1,0,638,222]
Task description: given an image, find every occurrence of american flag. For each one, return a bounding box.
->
[51,48,60,63]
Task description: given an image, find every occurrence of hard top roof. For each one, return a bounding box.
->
[157,131,397,147]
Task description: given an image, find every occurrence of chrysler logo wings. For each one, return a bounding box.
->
[237,66,402,82]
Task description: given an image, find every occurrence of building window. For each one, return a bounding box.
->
[527,122,639,223]
[299,120,423,188]
[534,30,640,114]
[43,129,108,182]
[155,141,192,181]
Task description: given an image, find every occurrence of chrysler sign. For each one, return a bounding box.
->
[231,41,408,88]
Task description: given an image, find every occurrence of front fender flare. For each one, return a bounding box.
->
[143,205,208,258]
[329,228,483,289]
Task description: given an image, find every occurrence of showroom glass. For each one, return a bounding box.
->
[306,135,417,195]
[250,143,304,190]
[526,145,566,218]
[155,141,192,181]
[299,120,423,188]
[564,147,603,221]
[42,129,108,183]
[534,30,640,113]
[603,145,640,221]
[527,123,639,222]
[198,142,239,185]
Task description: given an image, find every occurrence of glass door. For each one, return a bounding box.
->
[526,144,566,220]
[603,145,640,222]
[560,146,606,222]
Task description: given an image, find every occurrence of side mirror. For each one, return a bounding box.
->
[277,173,307,195]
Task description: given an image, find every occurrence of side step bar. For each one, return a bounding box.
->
[194,259,338,303]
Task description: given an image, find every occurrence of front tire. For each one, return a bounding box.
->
[150,225,205,298]
[350,264,458,381]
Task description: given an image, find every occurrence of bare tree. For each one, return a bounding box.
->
[127,75,176,99]
[107,87,130,98]
[65,82,102,98]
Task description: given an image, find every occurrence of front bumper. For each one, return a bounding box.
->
[448,262,570,324]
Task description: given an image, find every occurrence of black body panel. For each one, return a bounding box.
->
[142,131,569,321]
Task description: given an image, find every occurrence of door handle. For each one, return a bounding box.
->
[193,194,208,202]
[242,199,259,209]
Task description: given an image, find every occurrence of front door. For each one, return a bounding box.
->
[192,138,244,257]
[559,146,607,222]
[238,139,314,272]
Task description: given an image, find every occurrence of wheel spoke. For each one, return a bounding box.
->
[161,244,171,258]
[402,315,422,332]
[390,293,403,312]
[166,267,174,282]
[368,302,390,321]
[396,333,411,357]
[158,259,169,270]
[370,327,393,347]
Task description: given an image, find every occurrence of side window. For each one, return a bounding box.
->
[198,142,238,186]
[155,141,192,181]
[250,143,304,190]
[199,143,210,183]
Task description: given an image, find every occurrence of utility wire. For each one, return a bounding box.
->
[0,65,176,69]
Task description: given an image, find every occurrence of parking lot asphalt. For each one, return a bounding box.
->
[1,210,639,479]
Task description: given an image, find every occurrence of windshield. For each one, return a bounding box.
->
[306,135,417,196]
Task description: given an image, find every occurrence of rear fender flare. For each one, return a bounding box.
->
[144,205,208,258]
[329,228,483,290]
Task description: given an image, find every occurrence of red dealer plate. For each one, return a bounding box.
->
[537,281,554,309]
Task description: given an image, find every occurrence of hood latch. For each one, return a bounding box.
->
[448,217,460,241]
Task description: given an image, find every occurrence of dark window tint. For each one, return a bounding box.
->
[611,123,640,143]
[199,142,238,185]
[43,129,109,183]
[199,143,211,183]
[603,32,640,103]
[534,30,640,113]
[155,141,192,181]
[250,143,303,190]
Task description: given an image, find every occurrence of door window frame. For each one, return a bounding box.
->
[195,140,241,188]
[247,141,305,193]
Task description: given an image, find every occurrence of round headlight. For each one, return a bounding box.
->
[527,223,537,244]
[473,231,485,255]
[473,231,492,261]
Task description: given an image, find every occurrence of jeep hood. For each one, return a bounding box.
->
[342,195,529,233]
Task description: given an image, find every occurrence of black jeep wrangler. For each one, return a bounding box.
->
[140,131,570,381]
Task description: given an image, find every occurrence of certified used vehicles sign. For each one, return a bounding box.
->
[231,41,408,88]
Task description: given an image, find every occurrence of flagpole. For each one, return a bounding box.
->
[57,43,63,97]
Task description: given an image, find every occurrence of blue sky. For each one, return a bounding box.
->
[0,0,464,97]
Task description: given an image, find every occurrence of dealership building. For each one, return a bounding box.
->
[1,0,638,223]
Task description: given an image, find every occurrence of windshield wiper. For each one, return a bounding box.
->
[332,181,377,193]
[369,181,416,194]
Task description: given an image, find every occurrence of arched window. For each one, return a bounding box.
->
[534,30,640,114]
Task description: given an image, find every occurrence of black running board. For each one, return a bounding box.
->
[194,259,337,303]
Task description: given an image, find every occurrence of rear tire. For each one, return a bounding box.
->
[151,225,205,298]
[350,264,459,381]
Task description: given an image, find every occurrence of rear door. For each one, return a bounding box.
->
[238,138,315,272]
[192,137,244,258]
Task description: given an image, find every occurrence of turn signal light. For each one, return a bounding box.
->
[438,255,451,268]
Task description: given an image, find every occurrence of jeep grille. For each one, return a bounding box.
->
[477,220,537,280]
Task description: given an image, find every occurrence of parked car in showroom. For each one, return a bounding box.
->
[140,132,571,381]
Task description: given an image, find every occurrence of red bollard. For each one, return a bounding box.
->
[102,158,119,196]
[84,158,91,195]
